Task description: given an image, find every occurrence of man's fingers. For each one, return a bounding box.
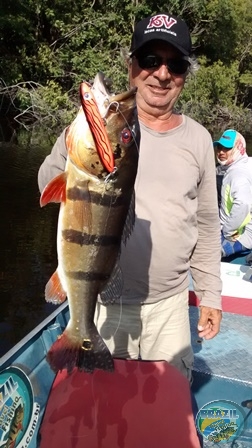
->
[197,306,222,340]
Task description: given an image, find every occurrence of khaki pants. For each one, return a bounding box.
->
[95,288,193,382]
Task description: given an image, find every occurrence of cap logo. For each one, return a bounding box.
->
[223,135,231,140]
[147,14,177,31]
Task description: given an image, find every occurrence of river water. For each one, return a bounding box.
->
[0,124,252,358]
[0,124,60,357]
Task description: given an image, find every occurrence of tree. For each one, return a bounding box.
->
[0,0,251,130]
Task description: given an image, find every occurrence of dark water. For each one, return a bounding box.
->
[0,124,252,358]
[0,124,60,357]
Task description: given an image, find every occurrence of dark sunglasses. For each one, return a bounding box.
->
[215,144,232,151]
[135,54,190,75]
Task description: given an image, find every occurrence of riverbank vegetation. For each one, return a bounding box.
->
[0,0,251,133]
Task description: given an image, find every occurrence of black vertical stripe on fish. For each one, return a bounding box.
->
[67,187,128,206]
[66,271,110,281]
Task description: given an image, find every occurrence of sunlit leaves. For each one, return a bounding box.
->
[0,0,251,130]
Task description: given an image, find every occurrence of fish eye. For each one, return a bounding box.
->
[84,92,91,100]
[121,128,133,146]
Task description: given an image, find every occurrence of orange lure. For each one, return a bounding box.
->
[80,82,115,173]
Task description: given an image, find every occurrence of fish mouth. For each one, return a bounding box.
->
[92,72,112,98]
[110,88,137,103]
[92,72,136,117]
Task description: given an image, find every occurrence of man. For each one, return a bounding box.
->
[38,12,222,382]
[214,129,252,257]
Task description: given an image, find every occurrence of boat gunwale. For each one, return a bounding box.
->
[0,302,68,370]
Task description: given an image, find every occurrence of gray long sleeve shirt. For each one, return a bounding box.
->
[38,115,222,309]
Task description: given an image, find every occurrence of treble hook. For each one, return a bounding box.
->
[103,101,120,119]
[104,166,118,183]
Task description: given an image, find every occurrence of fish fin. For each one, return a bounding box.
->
[40,172,67,207]
[100,260,123,304]
[122,192,135,244]
[45,270,67,304]
[47,327,114,374]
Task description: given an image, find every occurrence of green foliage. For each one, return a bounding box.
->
[178,56,252,131]
[14,81,75,128]
[0,0,251,131]
[189,57,238,107]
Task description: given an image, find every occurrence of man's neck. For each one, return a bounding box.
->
[138,110,183,132]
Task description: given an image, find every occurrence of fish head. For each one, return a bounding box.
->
[66,72,138,180]
[100,86,139,179]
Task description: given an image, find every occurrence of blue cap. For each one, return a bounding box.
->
[213,129,237,149]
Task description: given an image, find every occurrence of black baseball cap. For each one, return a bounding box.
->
[130,13,192,57]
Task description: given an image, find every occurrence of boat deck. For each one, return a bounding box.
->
[189,262,252,316]
[190,306,252,447]
[190,306,252,383]
[1,303,252,447]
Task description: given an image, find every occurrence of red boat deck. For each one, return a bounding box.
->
[39,359,201,448]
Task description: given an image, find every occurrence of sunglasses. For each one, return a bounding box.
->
[135,54,190,75]
[215,144,232,151]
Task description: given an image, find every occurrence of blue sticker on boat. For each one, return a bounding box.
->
[0,366,40,448]
[195,399,246,444]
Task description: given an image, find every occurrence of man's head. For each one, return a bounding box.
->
[128,13,192,119]
[213,129,246,166]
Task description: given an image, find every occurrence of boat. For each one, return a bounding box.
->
[190,253,252,316]
[1,254,252,447]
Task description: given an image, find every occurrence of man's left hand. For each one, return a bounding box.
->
[197,306,222,340]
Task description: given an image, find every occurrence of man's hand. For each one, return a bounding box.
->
[197,306,222,340]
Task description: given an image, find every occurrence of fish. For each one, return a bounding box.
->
[3,402,24,448]
[40,72,138,374]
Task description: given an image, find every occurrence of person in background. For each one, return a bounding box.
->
[214,129,252,258]
[38,12,222,383]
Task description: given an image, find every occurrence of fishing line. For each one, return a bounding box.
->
[103,101,120,118]
[104,100,140,153]
[106,106,137,342]
[90,298,123,429]
[96,104,139,350]
[117,106,142,194]
[117,106,140,152]
[108,106,139,341]
[111,295,123,340]
[90,369,99,428]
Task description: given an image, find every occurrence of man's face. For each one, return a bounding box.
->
[129,41,189,114]
[215,144,233,163]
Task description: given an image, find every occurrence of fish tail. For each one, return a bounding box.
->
[46,327,114,374]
